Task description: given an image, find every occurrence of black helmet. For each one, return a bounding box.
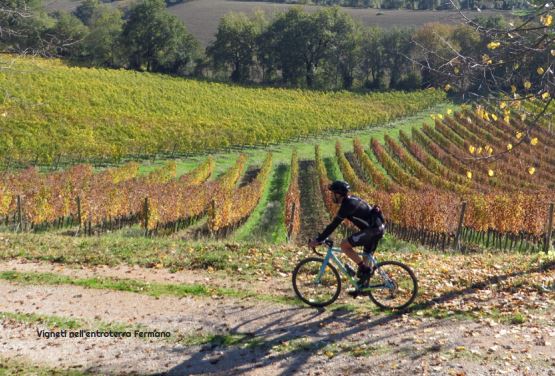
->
[328,180,350,195]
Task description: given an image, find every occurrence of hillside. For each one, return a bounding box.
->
[1,3,554,375]
[0,56,445,165]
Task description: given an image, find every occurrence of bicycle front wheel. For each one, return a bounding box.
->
[292,257,341,307]
[368,261,418,310]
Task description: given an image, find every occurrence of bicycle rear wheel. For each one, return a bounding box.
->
[292,257,341,307]
[367,261,418,310]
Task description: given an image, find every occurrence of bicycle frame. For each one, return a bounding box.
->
[316,244,387,291]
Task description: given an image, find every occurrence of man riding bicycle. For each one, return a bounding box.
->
[308,180,385,289]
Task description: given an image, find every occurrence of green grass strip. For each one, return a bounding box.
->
[0,358,89,376]
[233,162,288,244]
[0,311,150,337]
[0,311,83,330]
[0,271,299,306]
[323,157,344,181]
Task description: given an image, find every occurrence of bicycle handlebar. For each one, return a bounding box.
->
[307,238,333,256]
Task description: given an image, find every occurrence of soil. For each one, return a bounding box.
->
[44,0,508,47]
[345,152,368,182]
[238,167,261,188]
[1,259,554,375]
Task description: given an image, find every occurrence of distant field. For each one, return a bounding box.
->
[42,0,508,46]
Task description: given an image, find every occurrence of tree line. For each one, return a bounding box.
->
[1,0,534,92]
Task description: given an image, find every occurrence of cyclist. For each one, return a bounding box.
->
[308,180,385,290]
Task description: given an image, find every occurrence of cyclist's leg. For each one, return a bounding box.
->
[362,230,384,261]
[345,227,381,261]
[342,237,368,295]
[340,238,363,265]
[344,231,373,281]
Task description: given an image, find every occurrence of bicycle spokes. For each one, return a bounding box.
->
[292,257,341,307]
[368,261,418,310]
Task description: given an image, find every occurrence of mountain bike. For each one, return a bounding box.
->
[292,239,418,309]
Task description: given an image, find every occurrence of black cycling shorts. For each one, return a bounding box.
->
[347,227,384,254]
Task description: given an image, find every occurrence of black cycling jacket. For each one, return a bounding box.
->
[316,195,383,242]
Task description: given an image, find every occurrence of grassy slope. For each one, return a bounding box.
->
[0,270,296,305]
[0,231,429,280]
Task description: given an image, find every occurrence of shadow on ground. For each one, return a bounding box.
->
[164,306,405,375]
[164,258,555,375]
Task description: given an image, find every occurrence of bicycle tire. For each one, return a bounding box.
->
[292,257,341,307]
[367,260,418,310]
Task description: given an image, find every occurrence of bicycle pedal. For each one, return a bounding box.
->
[347,289,359,298]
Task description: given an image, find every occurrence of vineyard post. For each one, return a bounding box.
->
[143,197,149,237]
[544,203,554,254]
[455,201,467,252]
[287,203,296,243]
[16,195,22,233]
[76,196,82,234]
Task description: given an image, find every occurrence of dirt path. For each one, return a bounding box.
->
[2,280,554,375]
[345,152,368,182]
[0,259,292,298]
[0,280,315,375]
[1,261,554,375]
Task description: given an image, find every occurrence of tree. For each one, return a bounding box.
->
[207,12,265,83]
[0,0,50,55]
[152,17,199,75]
[327,8,361,89]
[47,11,88,58]
[82,5,124,67]
[412,22,457,88]
[450,24,481,92]
[73,0,100,26]
[260,8,313,86]
[360,26,387,88]
[121,0,199,74]
[383,27,412,88]
[303,7,347,88]
[260,7,359,88]
[1,0,37,39]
